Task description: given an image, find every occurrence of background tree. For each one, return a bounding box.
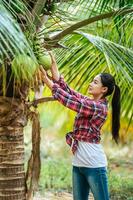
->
[0,0,133,200]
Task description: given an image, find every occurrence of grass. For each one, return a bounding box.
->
[38,156,133,199]
[39,158,72,192]
[108,171,133,199]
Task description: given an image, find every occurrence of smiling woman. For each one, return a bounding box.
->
[88,75,108,100]
[40,54,121,200]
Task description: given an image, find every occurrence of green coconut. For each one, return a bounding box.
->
[38,52,52,70]
[11,54,38,80]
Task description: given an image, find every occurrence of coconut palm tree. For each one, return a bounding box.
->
[0,0,133,200]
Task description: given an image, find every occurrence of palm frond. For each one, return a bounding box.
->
[57,0,133,18]
[0,3,39,96]
[54,33,133,129]
[0,3,35,61]
[43,1,133,48]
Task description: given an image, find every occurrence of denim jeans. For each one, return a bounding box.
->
[72,166,109,200]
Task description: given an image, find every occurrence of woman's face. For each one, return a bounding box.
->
[88,74,108,97]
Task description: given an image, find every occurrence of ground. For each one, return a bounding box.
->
[34,191,94,200]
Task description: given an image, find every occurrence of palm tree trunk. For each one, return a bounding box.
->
[0,97,28,200]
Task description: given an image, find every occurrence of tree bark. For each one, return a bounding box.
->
[0,97,28,200]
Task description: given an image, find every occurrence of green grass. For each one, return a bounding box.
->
[39,157,72,192]
[38,157,133,199]
[108,171,133,200]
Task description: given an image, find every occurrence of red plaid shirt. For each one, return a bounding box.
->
[52,76,108,154]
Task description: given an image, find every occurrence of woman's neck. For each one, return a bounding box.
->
[92,94,104,101]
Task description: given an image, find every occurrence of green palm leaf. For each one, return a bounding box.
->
[43,0,133,48]
[0,3,38,83]
[0,3,35,60]
[54,32,133,129]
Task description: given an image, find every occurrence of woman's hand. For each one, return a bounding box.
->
[39,66,54,90]
[49,52,60,81]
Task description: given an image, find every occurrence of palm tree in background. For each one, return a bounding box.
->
[0,0,133,199]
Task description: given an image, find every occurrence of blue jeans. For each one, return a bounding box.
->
[72,166,109,200]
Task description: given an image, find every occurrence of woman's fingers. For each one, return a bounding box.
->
[47,73,52,80]
[48,52,60,81]
[39,65,53,84]
[39,65,47,76]
[37,68,42,83]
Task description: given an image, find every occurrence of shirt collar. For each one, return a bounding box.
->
[99,98,108,105]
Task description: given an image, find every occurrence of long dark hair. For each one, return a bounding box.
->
[100,73,121,143]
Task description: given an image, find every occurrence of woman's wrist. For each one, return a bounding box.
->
[52,72,60,82]
[53,75,60,82]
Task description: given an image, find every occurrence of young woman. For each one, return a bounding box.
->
[40,54,121,200]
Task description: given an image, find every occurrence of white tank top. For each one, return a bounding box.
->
[72,141,107,168]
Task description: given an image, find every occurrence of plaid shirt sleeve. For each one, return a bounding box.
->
[53,75,87,100]
[52,83,103,117]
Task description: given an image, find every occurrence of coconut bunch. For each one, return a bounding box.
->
[10,50,52,99]
[34,42,52,71]
[33,32,52,71]
[11,54,38,81]
[11,50,52,79]
[1,0,53,84]
[0,0,53,98]
[11,33,52,82]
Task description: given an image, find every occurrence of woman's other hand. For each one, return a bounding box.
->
[39,65,54,90]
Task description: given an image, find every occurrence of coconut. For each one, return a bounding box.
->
[11,54,38,80]
[38,52,52,70]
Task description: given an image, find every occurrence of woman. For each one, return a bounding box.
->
[40,54,121,200]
